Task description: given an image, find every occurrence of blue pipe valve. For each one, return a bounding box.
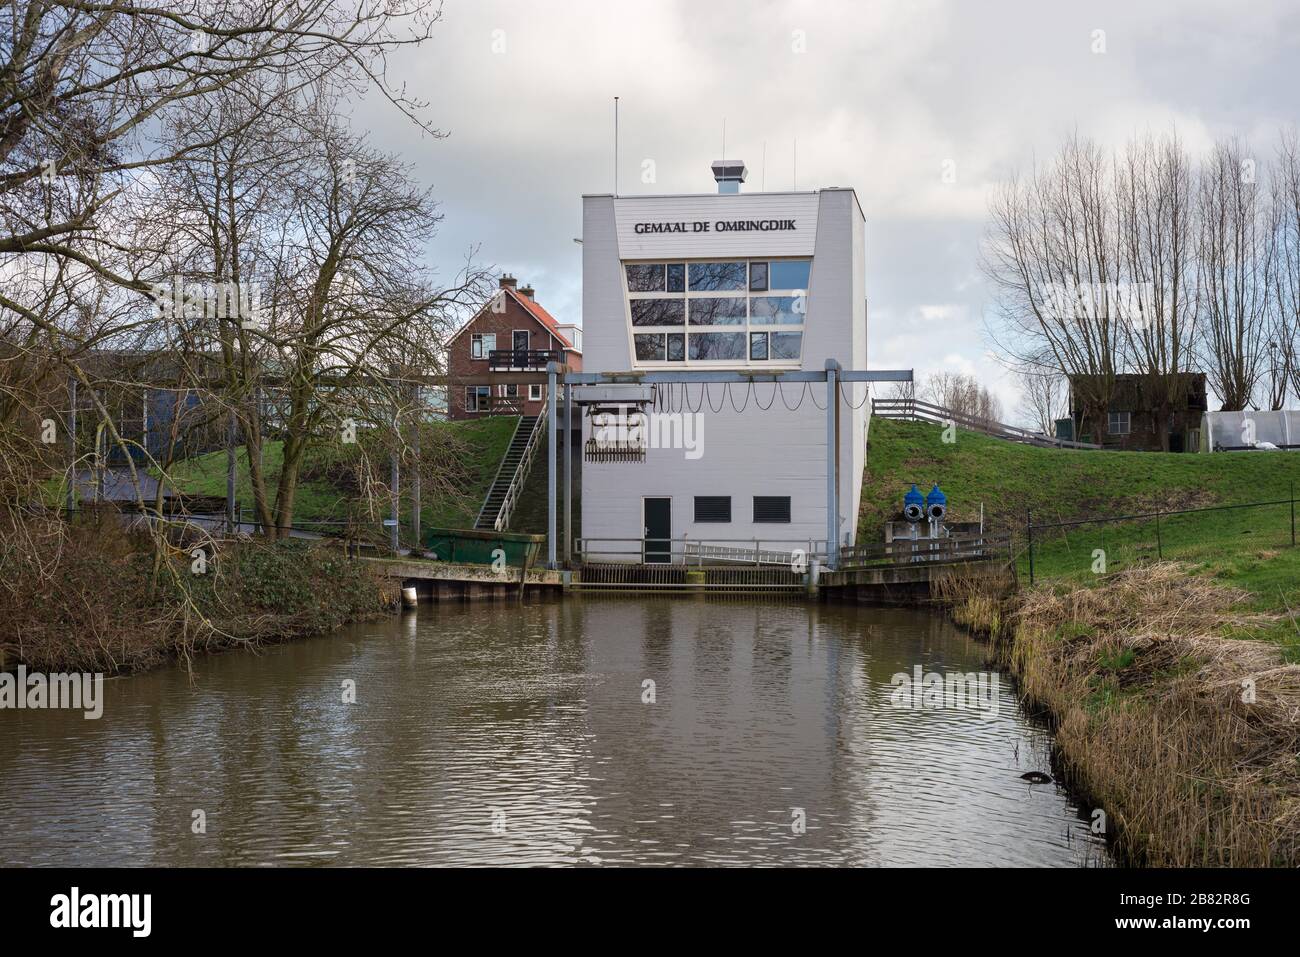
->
[903,484,925,523]
[925,483,947,521]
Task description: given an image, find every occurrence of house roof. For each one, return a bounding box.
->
[447,287,581,353]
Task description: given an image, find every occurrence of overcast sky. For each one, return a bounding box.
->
[356,0,1300,424]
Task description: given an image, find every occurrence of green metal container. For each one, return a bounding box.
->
[422,527,545,568]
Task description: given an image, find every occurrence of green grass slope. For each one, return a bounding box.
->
[156,416,519,534]
[863,418,1300,636]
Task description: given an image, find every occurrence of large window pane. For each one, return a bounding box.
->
[688,262,747,291]
[750,295,805,325]
[770,332,802,360]
[688,332,746,360]
[630,299,685,326]
[634,334,666,360]
[688,297,746,325]
[769,260,811,290]
[626,264,666,292]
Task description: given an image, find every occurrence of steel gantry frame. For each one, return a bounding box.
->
[545,360,913,571]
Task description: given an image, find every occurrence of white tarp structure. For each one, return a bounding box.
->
[1202,410,1300,452]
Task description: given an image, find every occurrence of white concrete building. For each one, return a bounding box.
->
[579,162,869,563]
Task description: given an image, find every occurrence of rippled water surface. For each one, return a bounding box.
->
[0,598,1109,866]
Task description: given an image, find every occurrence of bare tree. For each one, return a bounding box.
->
[1272,130,1300,408]
[983,135,1125,443]
[1016,367,1066,435]
[1196,137,1273,410]
[921,371,1002,425]
[1116,131,1199,448]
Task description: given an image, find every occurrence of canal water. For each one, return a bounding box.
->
[0,598,1109,867]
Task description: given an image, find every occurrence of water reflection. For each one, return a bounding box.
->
[0,598,1109,867]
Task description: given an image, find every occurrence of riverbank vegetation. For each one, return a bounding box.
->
[0,512,396,676]
[948,564,1300,866]
[892,421,1300,864]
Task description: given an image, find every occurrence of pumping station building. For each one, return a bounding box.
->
[572,161,888,565]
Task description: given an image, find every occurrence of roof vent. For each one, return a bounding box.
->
[711,160,747,194]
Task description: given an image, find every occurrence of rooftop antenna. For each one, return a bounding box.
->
[614,96,619,195]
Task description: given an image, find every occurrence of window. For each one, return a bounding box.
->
[625,263,666,291]
[750,296,805,325]
[470,333,496,359]
[528,384,543,401]
[688,262,747,291]
[1109,411,1131,435]
[464,385,490,411]
[769,260,811,289]
[623,258,809,367]
[694,496,731,523]
[631,299,685,326]
[688,297,746,325]
[634,333,685,361]
[754,496,792,523]
[498,383,519,398]
[688,332,745,360]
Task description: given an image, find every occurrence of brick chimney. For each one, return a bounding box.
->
[499,274,517,290]
[518,283,535,299]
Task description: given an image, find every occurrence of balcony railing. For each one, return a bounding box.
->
[488,348,561,370]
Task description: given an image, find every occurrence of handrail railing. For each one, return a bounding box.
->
[491,397,548,531]
[872,397,1102,450]
[488,348,561,370]
[838,532,1011,568]
[575,536,829,566]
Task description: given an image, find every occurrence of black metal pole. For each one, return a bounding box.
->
[226,409,236,534]
[1026,509,1034,585]
[66,377,77,513]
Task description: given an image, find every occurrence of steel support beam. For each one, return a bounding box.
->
[562,368,910,385]
[825,359,840,570]
[547,363,558,568]
[564,380,572,565]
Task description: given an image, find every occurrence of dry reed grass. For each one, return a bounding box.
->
[1006,563,1300,866]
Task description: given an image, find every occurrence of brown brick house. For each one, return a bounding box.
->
[447,275,582,420]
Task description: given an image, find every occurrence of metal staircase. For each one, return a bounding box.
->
[474,403,547,531]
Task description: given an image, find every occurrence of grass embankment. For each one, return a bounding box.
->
[0,514,397,675]
[156,416,518,536]
[869,417,1300,865]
